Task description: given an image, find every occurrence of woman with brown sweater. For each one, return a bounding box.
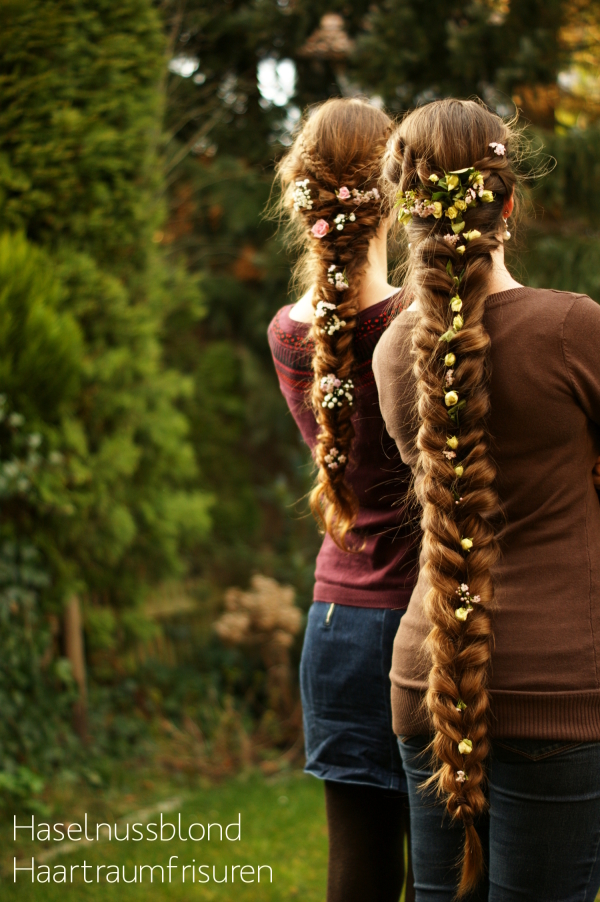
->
[268,98,418,902]
[372,98,600,900]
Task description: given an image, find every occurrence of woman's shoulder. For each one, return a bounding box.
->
[373,303,417,376]
[267,304,313,387]
[488,285,594,316]
[268,303,312,347]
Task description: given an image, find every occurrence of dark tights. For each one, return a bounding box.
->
[325,781,415,902]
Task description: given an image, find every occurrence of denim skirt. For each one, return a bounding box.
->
[300,601,408,792]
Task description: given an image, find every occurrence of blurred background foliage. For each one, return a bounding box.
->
[0,0,598,808]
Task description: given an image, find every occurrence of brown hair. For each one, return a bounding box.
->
[383,99,518,894]
[276,98,392,549]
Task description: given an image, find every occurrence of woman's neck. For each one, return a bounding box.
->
[356,224,396,311]
[288,224,396,324]
[486,241,523,296]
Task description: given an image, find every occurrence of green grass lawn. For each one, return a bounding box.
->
[2,767,591,901]
[1,771,328,901]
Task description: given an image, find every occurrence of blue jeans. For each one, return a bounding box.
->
[399,734,600,901]
[301,602,407,791]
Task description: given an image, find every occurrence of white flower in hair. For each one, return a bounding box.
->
[293,179,313,211]
[320,374,354,408]
[323,446,348,469]
[327,265,349,291]
[315,296,347,336]
[333,213,356,231]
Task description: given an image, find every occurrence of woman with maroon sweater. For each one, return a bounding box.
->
[267,98,418,902]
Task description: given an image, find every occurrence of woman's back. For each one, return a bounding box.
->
[269,295,419,608]
[374,285,600,737]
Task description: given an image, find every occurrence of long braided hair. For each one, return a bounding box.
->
[276,98,392,550]
[383,99,518,894]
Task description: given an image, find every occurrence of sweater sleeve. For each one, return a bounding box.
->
[562,294,600,427]
[267,312,319,451]
[372,310,420,469]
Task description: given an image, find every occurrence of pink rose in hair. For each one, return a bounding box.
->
[311,219,330,238]
[337,186,351,200]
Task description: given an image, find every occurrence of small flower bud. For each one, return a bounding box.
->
[445,391,459,407]
[460,537,473,551]
[454,465,464,477]
[458,738,473,755]
[447,435,459,449]
[445,353,456,367]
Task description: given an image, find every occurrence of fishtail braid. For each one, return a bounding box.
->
[276,98,392,549]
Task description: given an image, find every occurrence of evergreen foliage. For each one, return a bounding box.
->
[0,0,213,616]
[0,0,165,266]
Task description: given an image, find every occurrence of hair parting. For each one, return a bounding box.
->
[275,98,393,550]
[383,98,520,894]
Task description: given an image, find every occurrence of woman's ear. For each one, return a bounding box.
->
[503,192,514,218]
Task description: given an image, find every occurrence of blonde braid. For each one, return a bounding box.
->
[276,98,392,549]
[383,99,518,894]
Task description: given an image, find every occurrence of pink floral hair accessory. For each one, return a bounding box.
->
[320,374,354,409]
[311,219,330,239]
[336,186,351,200]
[324,446,347,469]
[489,142,506,156]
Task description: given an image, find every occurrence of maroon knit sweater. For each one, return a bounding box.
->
[267,296,419,609]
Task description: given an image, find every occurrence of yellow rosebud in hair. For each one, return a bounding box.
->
[455,607,469,622]
[465,229,481,241]
[454,464,464,477]
[450,296,463,312]
[481,190,495,203]
[444,353,456,367]
[458,738,473,755]
[461,537,473,552]
[446,175,459,190]
[446,206,458,220]
[432,201,443,219]
[454,199,467,212]
[457,245,466,255]
[445,391,459,407]
[429,174,439,183]
[453,314,464,331]
[447,435,459,449]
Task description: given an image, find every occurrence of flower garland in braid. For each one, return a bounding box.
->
[276,98,392,549]
[383,99,517,896]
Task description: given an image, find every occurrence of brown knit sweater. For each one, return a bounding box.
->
[373,287,600,740]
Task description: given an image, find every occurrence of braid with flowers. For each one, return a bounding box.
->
[383,99,518,894]
[276,98,392,549]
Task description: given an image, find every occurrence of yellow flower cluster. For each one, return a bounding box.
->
[396,166,495,237]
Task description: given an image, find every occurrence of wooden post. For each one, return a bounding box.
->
[64,595,88,739]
